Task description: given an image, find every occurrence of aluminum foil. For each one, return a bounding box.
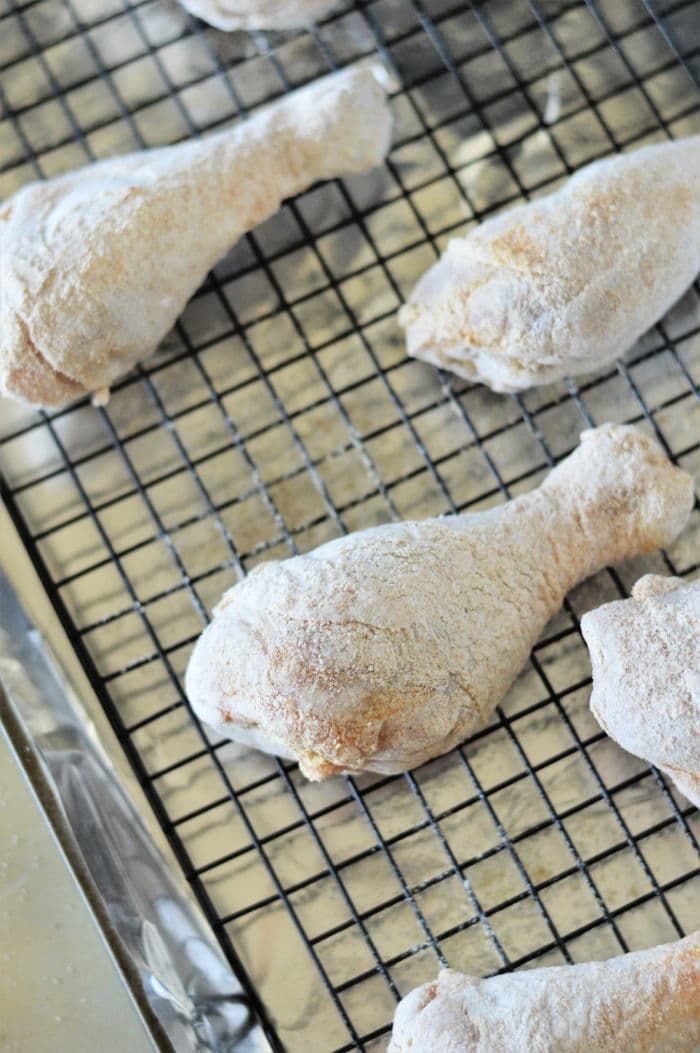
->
[0,573,268,1053]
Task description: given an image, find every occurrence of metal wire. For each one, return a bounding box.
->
[1,0,699,1050]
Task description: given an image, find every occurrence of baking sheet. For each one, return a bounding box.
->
[1,1,699,1050]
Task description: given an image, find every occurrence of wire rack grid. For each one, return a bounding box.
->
[1,0,699,1049]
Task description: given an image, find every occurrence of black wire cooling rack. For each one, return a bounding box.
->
[1,1,699,1050]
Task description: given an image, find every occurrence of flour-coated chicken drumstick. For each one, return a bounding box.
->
[179,0,340,30]
[582,574,700,807]
[185,424,693,780]
[399,136,700,391]
[0,66,391,409]
[388,931,700,1053]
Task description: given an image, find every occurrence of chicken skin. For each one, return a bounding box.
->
[389,932,700,1053]
[179,0,340,31]
[185,424,693,780]
[0,66,392,409]
[399,136,700,391]
[582,574,700,807]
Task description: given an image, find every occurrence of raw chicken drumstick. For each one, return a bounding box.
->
[582,574,700,807]
[0,66,391,409]
[399,136,700,392]
[185,424,693,781]
[388,931,700,1053]
[179,0,340,31]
